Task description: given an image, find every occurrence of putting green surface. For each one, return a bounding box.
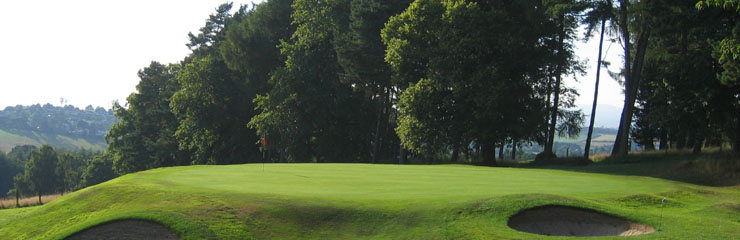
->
[1,164,738,239]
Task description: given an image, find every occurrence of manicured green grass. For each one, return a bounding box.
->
[0,164,738,239]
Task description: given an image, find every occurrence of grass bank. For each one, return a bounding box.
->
[0,164,738,239]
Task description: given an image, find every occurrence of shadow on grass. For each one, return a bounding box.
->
[519,151,740,187]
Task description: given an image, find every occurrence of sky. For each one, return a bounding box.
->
[0,1,624,127]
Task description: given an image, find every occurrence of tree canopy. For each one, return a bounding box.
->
[98,0,740,174]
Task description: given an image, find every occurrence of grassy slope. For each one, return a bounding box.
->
[0,128,106,152]
[0,164,738,239]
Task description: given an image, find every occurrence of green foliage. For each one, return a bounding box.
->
[187,3,234,58]
[24,145,59,200]
[56,152,87,192]
[81,154,118,187]
[0,152,12,197]
[334,0,412,162]
[631,0,739,152]
[171,56,261,165]
[4,146,101,199]
[0,104,115,139]
[107,62,186,174]
[11,173,32,199]
[1,145,35,198]
[221,0,295,95]
[384,0,561,163]
[697,0,740,12]
[250,0,376,163]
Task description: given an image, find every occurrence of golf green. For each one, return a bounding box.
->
[1,164,738,239]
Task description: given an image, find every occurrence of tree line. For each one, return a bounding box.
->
[0,104,116,138]
[105,0,740,176]
[0,145,116,205]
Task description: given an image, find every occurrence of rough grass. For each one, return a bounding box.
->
[0,193,63,209]
[0,164,738,239]
[544,150,740,186]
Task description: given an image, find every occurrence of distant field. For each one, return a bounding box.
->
[590,134,617,146]
[0,163,737,239]
[0,128,106,152]
[0,194,62,209]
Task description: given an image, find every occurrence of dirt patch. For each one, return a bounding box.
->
[65,219,179,240]
[508,205,655,237]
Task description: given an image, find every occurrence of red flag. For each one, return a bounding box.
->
[262,135,267,147]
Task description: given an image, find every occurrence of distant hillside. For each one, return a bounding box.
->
[518,127,642,158]
[578,104,623,129]
[0,104,117,152]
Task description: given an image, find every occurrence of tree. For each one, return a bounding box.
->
[383,0,557,165]
[188,3,234,59]
[221,0,296,96]
[172,3,266,165]
[81,154,118,187]
[611,0,652,157]
[541,0,588,160]
[56,152,86,194]
[11,173,32,207]
[0,145,35,198]
[334,0,412,163]
[171,56,262,164]
[583,0,615,158]
[697,0,740,154]
[629,0,738,153]
[24,145,58,204]
[0,151,12,198]
[107,62,187,174]
[250,0,375,163]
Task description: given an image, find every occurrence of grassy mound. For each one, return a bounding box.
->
[0,164,738,239]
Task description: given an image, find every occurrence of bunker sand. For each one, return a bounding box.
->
[508,205,655,237]
[65,219,179,240]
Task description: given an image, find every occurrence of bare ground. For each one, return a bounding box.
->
[64,219,179,240]
[508,205,655,237]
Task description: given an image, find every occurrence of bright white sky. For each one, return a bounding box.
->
[0,0,624,126]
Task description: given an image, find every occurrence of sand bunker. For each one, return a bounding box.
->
[65,219,179,240]
[508,205,655,237]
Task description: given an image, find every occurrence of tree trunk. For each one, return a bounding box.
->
[482,143,497,167]
[585,18,607,159]
[372,108,381,163]
[498,142,505,161]
[372,88,385,163]
[612,0,631,157]
[659,129,668,150]
[399,144,407,164]
[735,105,740,154]
[451,146,459,162]
[544,77,553,148]
[676,132,687,150]
[512,139,517,161]
[546,26,566,156]
[613,16,650,157]
[693,132,704,154]
[38,191,42,205]
[15,189,19,207]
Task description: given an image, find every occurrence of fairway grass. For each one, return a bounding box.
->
[0,164,738,239]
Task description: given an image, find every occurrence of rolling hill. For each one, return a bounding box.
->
[0,128,107,153]
[0,104,116,152]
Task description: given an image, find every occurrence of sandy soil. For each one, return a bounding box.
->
[65,219,179,240]
[508,205,655,237]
